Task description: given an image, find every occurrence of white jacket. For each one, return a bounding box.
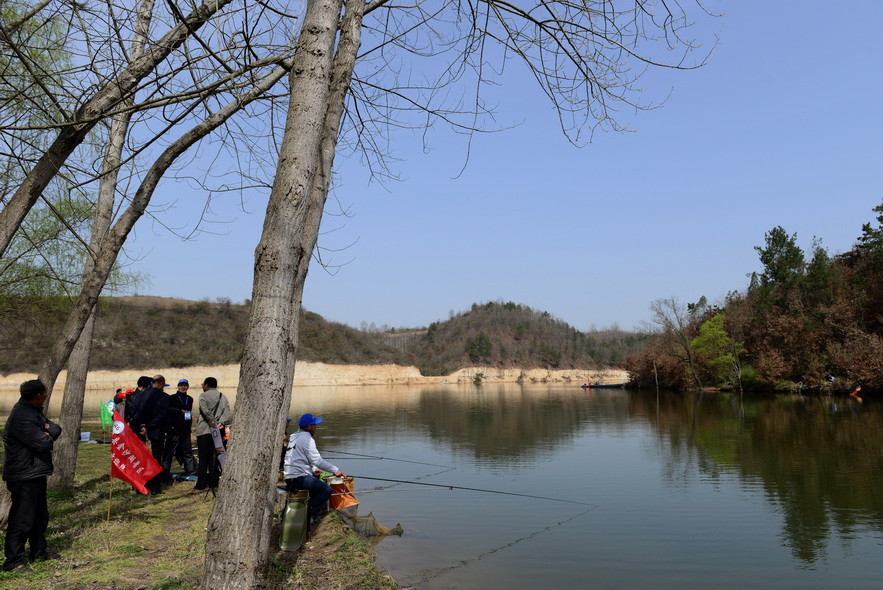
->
[283,430,338,479]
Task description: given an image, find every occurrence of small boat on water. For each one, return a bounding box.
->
[581,383,626,389]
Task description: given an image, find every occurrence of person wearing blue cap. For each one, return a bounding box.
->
[162,379,196,476]
[283,414,343,521]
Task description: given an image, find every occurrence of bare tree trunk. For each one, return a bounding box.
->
[201,0,363,586]
[38,63,288,410]
[45,0,156,489]
[48,313,95,488]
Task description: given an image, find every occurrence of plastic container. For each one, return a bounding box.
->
[279,490,309,551]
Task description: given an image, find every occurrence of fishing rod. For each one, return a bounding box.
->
[349,475,597,507]
[323,450,453,468]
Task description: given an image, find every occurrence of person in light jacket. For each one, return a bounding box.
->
[2,379,62,573]
[194,377,231,490]
[283,413,343,519]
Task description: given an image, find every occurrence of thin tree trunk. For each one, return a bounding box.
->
[46,0,156,490]
[1,2,282,526]
[49,313,95,488]
[38,63,288,410]
[201,0,363,586]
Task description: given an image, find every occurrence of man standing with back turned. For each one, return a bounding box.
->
[129,374,170,494]
[194,377,231,490]
[2,379,62,572]
[284,414,343,523]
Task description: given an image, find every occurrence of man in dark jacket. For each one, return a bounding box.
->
[123,375,153,428]
[2,379,62,572]
[128,374,170,494]
[162,379,196,476]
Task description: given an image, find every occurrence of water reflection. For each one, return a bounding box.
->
[630,390,883,565]
[288,384,634,462]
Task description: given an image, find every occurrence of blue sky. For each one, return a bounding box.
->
[126,1,883,331]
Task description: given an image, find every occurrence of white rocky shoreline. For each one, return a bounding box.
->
[1,363,629,402]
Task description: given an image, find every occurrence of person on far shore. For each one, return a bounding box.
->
[2,379,62,573]
[162,379,196,476]
[194,377,231,490]
[284,414,343,523]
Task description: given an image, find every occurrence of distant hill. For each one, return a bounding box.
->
[385,301,647,375]
[0,296,646,375]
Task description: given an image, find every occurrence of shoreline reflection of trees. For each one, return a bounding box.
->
[322,385,635,461]
[630,391,883,565]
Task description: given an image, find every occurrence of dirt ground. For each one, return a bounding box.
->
[271,513,400,589]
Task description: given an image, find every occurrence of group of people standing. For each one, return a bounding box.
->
[116,374,230,493]
[1,374,348,573]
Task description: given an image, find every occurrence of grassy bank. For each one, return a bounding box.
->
[0,422,398,590]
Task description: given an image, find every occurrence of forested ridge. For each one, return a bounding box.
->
[625,201,883,393]
[0,296,642,375]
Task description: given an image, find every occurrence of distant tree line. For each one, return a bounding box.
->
[626,201,883,393]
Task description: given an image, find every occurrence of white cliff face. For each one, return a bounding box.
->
[1,364,629,409]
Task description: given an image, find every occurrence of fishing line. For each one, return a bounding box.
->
[359,467,457,493]
[323,449,453,468]
[356,488,444,495]
[350,475,597,507]
[401,505,598,587]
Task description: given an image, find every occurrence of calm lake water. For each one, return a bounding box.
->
[3,383,881,588]
[287,384,883,589]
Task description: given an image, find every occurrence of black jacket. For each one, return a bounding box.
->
[2,398,62,481]
[128,386,169,441]
[167,391,194,436]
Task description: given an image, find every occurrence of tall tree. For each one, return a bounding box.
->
[2,0,302,404]
[203,1,718,587]
[50,0,156,488]
[650,296,704,390]
[755,226,805,289]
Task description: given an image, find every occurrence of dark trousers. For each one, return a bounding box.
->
[146,437,166,493]
[3,477,49,569]
[162,432,196,475]
[195,433,220,489]
[286,475,331,516]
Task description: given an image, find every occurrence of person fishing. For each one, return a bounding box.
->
[283,414,343,523]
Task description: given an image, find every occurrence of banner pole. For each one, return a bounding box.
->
[107,458,113,522]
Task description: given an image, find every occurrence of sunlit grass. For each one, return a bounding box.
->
[0,420,396,589]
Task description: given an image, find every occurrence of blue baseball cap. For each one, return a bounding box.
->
[298,413,323,428]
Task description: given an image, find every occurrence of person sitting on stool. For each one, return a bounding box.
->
[283,414,343,520]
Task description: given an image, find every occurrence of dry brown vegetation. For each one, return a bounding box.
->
[0,297,644,376]
[625,204,883,393]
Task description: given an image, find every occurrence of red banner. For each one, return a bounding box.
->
[110,410,162,494]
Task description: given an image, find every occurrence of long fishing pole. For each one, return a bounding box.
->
[323,450,453,468]
[349,474,596,507]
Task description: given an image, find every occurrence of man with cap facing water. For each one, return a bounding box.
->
[283,414,343,521]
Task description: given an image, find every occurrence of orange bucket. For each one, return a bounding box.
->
[328,475,358,510]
